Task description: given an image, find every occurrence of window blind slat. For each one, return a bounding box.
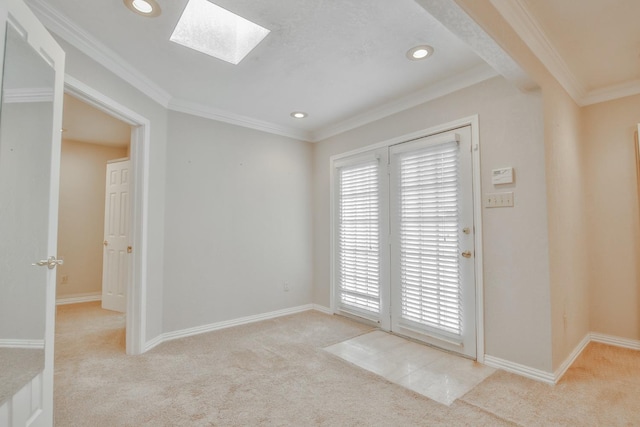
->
[337,160,380,315]
[397,141,462,336]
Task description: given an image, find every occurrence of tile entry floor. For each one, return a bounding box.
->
[324,330,495,405]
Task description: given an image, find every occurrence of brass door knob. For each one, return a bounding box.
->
[461,251,472,258]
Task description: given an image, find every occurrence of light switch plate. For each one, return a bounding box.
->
[485,192,514,208]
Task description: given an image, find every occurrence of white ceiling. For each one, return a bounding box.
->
[491,0,640,105]
[523,0,639,92]
[24,1,638,142]
[26,0,495,141]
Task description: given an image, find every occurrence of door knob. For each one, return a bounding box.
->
[33,256,64,269]
[461,251,472,259]
[103,240,108,246]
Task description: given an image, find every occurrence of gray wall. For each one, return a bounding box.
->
[56,37,168,343]
[162,111,313,332]
[312,77,554,372]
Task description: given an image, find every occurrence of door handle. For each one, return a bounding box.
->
[33,256,64,269]
[461,251,472,259]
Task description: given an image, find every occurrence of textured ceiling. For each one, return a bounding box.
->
[27,0,490,139]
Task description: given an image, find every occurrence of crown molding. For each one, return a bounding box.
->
[3,87,54,103]
[582,79,640,106]
[489,0,640,106]
[312,63,498,142]
[168,98,312,142]
[489,0,586,103]
[25,0,172,107]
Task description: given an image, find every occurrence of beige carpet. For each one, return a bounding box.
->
[54,303,639,426]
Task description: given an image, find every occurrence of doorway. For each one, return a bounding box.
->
[56,94,131,316]
[59,76,151,355]
[331,119,483,360]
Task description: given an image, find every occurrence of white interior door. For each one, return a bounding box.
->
[389,127,476,358]
[0,0,65,425]
[102,159,130,313]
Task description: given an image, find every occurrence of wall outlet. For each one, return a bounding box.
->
[61,274,69,284]
[485,192,514,208]
[283,282,290,292]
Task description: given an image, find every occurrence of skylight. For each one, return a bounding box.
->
[170,0,270,65]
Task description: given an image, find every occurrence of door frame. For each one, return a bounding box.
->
[329,115,485,362]
[64,75,150,356]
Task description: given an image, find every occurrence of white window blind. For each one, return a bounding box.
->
[397,140,461,336]
[337,160,380,316]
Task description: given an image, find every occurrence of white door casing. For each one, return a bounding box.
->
[389,126,476,358]
[64,76,151,356]
[331,117,483,361]
[102,159,131,313]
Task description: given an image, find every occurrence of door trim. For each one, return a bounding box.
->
[329,115,485,363]
[64,75,150,356]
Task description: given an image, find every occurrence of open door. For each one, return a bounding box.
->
[102,159,131,313]
[0,0,65,425]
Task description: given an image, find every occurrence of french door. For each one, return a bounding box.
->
[334,126,477,358]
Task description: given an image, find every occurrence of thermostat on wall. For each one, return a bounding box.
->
[492,167,514,185]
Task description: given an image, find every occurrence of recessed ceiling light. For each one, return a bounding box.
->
[123,0,161,17]
[406,45,434,60]
[291,112,308,119]
[170,0,270,65]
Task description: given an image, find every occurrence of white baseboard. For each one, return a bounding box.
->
[554,333,591,382]
[485,332,640,385]
[56,292,101,305]
[483,354,555,384]
[144,304,318,352]
[590,332,640,350]
[0,339,45,349]
[312,304,333,315]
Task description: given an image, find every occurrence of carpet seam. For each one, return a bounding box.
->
[454,400,524,427]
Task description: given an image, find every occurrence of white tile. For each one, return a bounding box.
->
[324,331,496,406]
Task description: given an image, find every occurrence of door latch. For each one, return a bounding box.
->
[33,256,64,269]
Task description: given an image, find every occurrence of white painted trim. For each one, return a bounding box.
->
[312,304,333,315]
[582,80,640,106]
[490,0,640,107]
[469,116,485,364]
[484,354,555,384]
[312,64,497,142]
[553,333,590,383]
[0,339,45,349]
[63,75,150,356]
[144,305,318,352]
[591,332,640,350]
[484,332,640,385]
[25,0,172,108]
[3,87,53,103]
[168,98,312,142]
[490,0,585,103]
[329,115,485,361]
[56,292,101,305]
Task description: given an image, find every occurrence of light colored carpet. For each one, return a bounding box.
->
[54,302,639,426]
